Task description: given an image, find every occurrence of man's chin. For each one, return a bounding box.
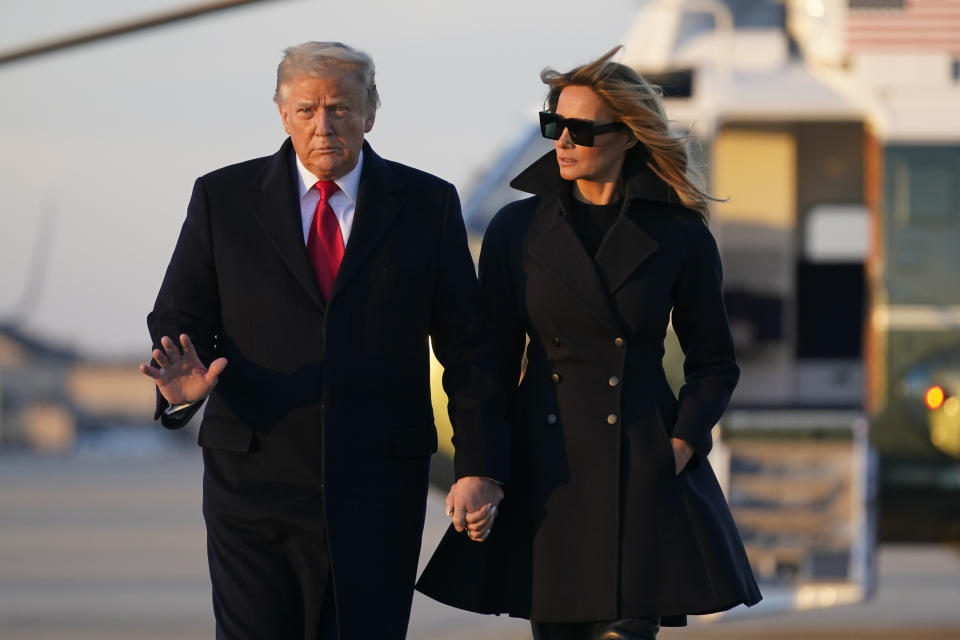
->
[307,158,351,180]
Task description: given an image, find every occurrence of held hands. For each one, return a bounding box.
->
[671,437,695,475]
[443,438,691,544]
[139,334,227,405]
[445,476,504,543]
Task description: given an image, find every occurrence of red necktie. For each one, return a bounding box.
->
[306,180,344,300]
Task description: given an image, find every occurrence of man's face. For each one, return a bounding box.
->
[278,73,375,180]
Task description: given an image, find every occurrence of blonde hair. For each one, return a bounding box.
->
[541,46,715,220]
[274,41,380,113]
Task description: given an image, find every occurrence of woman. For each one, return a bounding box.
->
[417,47,761,639]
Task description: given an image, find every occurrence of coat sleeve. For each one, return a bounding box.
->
[473,206,529,474]
[670,217,739,467]
[428,184,511,482]
[477,206,527,401]
[146,177,222,428]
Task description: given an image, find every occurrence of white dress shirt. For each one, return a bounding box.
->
[293,148,364,246]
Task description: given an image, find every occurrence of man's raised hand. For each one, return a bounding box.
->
[139,334,227,405]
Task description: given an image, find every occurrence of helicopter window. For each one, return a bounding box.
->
[848,0,904,9]
[675,0,784,50]
[890,149,959,227]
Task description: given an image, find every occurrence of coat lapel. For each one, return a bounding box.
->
[527,202,623,331]
[328,142,402,302]
[512,146,678,327]
[594,210,660,294]
[250,138,326,308]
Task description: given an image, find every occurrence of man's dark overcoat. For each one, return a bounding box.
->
[417,147,761,624]
[148,139,506,639]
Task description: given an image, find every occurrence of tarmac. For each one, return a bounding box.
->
[1,445,958,639]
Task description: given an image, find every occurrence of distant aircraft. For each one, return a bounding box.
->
[0,0,281,66]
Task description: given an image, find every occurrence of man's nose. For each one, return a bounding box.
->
[313,110,334,136]
[557,127,575,148]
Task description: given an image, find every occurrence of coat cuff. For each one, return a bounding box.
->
[154,387,205,429]
[452,446,509,485]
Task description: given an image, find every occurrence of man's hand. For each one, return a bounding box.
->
[139,334,227,406]
[671,437,694,475]
[445,476,503,542]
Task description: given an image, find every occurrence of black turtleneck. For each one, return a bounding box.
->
[568,195,623,258]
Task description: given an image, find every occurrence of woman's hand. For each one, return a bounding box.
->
[671,437,695,475]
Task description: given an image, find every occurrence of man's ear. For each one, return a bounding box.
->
[278,104,292,135]
[364,112,376,134]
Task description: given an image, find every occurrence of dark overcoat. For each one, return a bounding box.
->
[148,139,506,639]
[417,148,761,624]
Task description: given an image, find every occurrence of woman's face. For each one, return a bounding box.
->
[553,85,635,185]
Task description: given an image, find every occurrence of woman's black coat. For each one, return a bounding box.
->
[417,148,761,624]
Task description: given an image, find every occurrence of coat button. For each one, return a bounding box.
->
[607,413,619,425]
[614,337,625,348]
[552,336,562,347]
[546,413,558,424]
[608,376,620,388]
[551,373,562,384]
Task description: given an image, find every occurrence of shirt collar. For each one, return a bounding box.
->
[293,147,364,203]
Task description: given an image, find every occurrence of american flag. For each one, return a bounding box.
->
[846,0,960,53]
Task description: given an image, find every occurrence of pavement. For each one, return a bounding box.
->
[1,447,958,639]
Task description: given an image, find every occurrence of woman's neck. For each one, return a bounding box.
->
[573,179,622,205]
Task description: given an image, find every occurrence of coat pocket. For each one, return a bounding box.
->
[198,413,256,452]
[653,404,683,476]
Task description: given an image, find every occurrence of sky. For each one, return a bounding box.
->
[0,0,640,358]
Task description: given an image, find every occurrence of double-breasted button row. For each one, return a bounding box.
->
[544,412,617,425]
[608,339,624,425]
[549,371,614,387]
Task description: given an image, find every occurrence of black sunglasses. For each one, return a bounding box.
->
[539,111,627,147]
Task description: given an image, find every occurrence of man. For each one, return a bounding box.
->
[140,42,504,639]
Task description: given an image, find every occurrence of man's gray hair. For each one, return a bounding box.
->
[273,41,380,112]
